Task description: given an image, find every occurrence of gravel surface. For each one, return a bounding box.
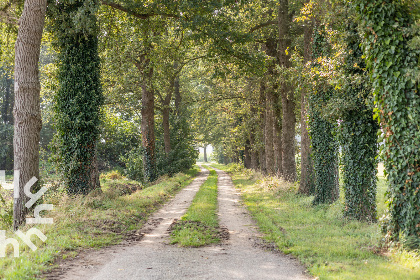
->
[42,166,311,280]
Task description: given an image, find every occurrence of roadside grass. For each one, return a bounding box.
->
[170,168,219,247]
[212,163,420,280]
[0,166,199,280]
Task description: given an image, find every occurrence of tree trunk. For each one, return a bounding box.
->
[244,139,251,168]
[281,91,296,182]
[162,93,172,155]
[174,75,181,115]
[2,76,12,124]
[272,84,282,176]
[273,106,282,176]
[259,78,266,172]
[13,0,47,230]
[278,0,296,182]
[89,152,100,193]
[249,130,258,170]
[141,79,156,182]
[265,86,275,175]
[299,21,315,194]
[1,75,13,170]
[203,144,207,162]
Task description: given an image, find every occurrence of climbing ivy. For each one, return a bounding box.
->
[340,23,378,222]
[50,0,104,194]
[309,25,339,205]
[355,0,420,246]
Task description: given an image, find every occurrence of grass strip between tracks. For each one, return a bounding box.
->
[170,167,220,247]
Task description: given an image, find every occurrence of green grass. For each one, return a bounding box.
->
[0,166,199,280]
[212,163,420,280]
[170,168,220,247]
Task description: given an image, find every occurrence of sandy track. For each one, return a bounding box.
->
[42,166,311,280]
[42,167,209,280]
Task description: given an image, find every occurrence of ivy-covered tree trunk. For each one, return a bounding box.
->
[278,0,296,182]
[53,0,103,194]
[342,108,378,221]
[299,22,315,195]
[310,25,339,205]
[355,0,420,244]
[310,111,339,205]
[13,0,46,229]
[340,24,378,222]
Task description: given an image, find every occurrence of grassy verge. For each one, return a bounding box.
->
[0,167,199,279]
[170,168,220,247]
[212,163,420,280]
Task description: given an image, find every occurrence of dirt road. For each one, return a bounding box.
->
[43,166,310,280]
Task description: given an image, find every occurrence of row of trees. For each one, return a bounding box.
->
[193,0,420,247]
[0,0,419,247]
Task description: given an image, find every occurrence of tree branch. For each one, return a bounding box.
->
[250,20,277,33]
[186,95,251,105]
[101,1,179,19]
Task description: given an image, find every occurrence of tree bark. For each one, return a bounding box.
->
[13,0,47,230]
[259,78,266,172]
[1,74,13,170]
[162,93,171,154]
[273,96,283,176]
[141,82,156,182]
[278,0,296,182]
[265,84,275,175]
[2,76,12,124]
[299,21,314,194]
[244,139,251,168]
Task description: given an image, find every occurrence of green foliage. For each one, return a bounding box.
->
[120,147,144,182]
[97,108,140,170]
[156,109,198,177]
[355,0,420,246]
[339,23,379,222]
[0,122,13,170]
[309,25,339,205]
[0,192,13,229]
[51,0,104,194]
